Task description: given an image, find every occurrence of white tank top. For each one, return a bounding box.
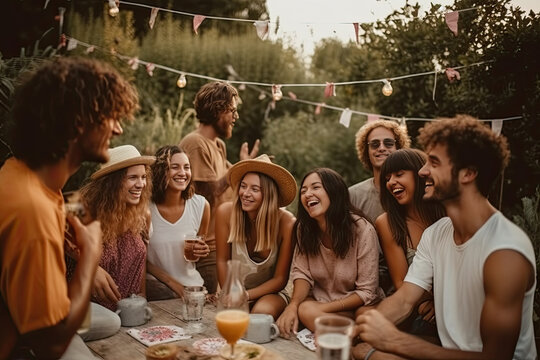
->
[147,195,205,286]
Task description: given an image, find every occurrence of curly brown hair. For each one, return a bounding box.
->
[193,82,238,125]
[80,165,152,244]
[11,57,139,169]
[355,120,411,172]
[151,145,194,204]
[417,115,510,197]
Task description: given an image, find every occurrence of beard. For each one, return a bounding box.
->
[430,172,460,202]
[212,119,231,139]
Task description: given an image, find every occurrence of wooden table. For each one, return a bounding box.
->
[87,299,316,360]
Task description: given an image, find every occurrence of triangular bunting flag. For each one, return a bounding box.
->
[86,46,95,54]
[193,15,206,35]
[146,63,155,76]
[149,8,159,29]
[315,103,325,115]
[66,38,78,51]
[491,120,503,136]
[339,108,352,128]
[445,11,459,36]
[254,20,269,40]
[353,23,359,45]
[128,57,139,70]
[324,82,336,98]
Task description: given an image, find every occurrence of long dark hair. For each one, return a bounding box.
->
[151,145,194,204]
[295,168,365,259]
[379,149,445,254]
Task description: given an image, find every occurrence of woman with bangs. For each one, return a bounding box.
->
[277,168,384,337]
[215,155,296,319]
[376,148,445,334]
[146,145,211,300]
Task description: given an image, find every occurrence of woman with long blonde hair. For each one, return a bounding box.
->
[215,155,297,319]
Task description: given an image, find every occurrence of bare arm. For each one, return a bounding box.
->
[20,216,102,358]
[215,202,233,288]
[375,214,409,290]
[246,211,295,300]
[239,139,260,161]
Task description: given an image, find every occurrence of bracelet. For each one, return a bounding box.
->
[364,348,376,360]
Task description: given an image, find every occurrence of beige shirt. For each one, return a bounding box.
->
[180,132,233,245]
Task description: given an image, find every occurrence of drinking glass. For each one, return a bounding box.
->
[183,234,203,262]
[314,315,354,360]
[215,260,249,359]
[182,286,206,334]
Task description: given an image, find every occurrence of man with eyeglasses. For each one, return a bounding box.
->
[179,81,259,294]
[349,120,410,224]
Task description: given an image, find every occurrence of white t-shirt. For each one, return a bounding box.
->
[405,212,536,359]
[147,195,205,286]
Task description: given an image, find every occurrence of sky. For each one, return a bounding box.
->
[265,0,540,59]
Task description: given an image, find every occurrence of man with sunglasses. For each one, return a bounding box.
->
[179,81,259,295]
[349,120,411,224]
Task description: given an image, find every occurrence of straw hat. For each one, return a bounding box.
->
[228,154,297,207]
[91,145,155,179]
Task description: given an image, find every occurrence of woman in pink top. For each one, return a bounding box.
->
[80,145,155,311]
[276,168,384,336]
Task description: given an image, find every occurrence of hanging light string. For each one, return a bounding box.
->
[65,35,522,124]
[117,1,481,27]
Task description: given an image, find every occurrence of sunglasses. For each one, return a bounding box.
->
[367,138,396,150]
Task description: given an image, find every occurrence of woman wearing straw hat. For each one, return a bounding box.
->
[215,154,297,319]
[146,145,211,300]
[276,168,384,337]
[78,145,154,312]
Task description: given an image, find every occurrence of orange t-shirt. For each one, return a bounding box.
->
[0,158,70,335]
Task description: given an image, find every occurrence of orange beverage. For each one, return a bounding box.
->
[215,309,250,345]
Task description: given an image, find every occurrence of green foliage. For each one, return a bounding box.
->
[311,0,540,208]
[263,111,370,186]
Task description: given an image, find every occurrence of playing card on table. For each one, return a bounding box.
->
[127,325,191,346]
[296,328,316,351]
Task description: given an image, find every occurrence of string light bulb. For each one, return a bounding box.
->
[272,85,283,101]
[176,74,187,88]
[382,79,393,96]
[108,0,119,17]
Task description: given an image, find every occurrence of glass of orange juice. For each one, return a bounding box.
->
[215,260,249,359]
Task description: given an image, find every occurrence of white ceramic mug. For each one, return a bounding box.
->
[243,313,280,344]
[116,294,153,327]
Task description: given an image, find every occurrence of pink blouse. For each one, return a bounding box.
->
[291,216,384,305]
[95,231,146,310]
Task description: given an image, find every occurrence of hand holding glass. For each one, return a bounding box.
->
[183,234,205,262]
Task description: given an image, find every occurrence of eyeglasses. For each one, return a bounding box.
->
[367,138,396,149]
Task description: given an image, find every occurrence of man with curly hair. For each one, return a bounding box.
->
[349,120,411,223]
[0,57,138,359]
[355,115,536,359]
[179,82,259,294]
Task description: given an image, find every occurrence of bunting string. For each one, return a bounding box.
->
[64,35,522,130]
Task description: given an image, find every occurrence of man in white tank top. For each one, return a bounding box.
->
[355,115,536,360]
